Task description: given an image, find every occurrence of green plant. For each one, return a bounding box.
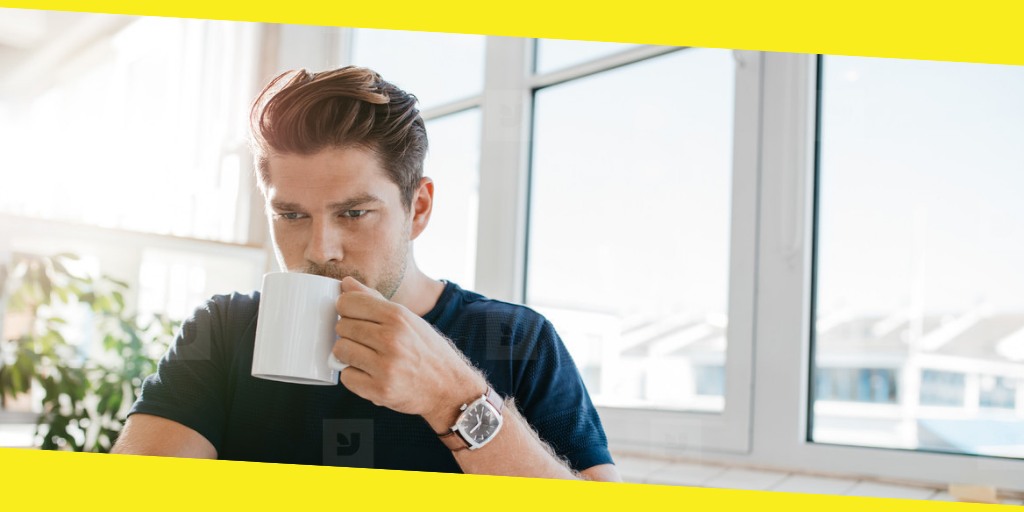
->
[0,252,179,452]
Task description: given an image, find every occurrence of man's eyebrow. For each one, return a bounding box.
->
[270,200,302,211]
[269,194,384,212]
[328,193,384,212]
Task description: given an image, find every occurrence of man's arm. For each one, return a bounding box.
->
[580,464,622,482]
[110,413,217,459]
[334,277,620,481]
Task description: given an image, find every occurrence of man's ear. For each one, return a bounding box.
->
[409,177,434,241]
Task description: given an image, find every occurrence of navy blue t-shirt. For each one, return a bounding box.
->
[128,281,612,472]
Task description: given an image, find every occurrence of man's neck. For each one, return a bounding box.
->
[390,265,446,317]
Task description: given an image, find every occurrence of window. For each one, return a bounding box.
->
[980,376,1016,409]
[812,55,1024,459]
[816,368,897,404]
[0,14,266,448]
[919,370,966,407]
[534,38,641,74]
[0,17,259,244]
[416,109,482,289]
[694,365,726,396]
[526,48,735,411]
[350,28,485,111]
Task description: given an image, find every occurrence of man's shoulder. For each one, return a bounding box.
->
[445,284,552,331]
[184,290,261,334]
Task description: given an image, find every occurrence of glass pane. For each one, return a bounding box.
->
[415,109,481,290]
[535,38,642,74]
[351,28,485,111]
[813,55,1024,458]
[527,49,735,411]
[0,16,254,243]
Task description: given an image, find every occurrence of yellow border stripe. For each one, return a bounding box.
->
[1,0,1023,65]
[0,448,1005,510]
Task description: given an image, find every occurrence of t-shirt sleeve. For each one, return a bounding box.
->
[127,296,233,452]
[512,316,613,472]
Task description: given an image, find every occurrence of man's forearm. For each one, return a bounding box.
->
[405,335,575,479]
[465,400,581,479]
[425,397,581,479]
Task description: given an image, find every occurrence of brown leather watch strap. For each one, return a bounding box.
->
[437,387,505,451]
[438,429,470,451]
[484,387,505,415]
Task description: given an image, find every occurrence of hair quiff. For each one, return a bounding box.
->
[248,66,428,210]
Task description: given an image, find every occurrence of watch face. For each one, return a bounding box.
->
[457,400,501,446]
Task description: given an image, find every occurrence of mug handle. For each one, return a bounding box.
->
[327,354,350,372]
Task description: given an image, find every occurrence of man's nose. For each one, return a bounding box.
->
[304,217,343,265]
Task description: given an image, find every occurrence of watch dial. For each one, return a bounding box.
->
[459,402,500,444]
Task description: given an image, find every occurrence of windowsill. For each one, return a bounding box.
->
[609,448,1024,503]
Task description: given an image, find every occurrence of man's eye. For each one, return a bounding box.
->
[278,212,305,221]
[343,210,369,219]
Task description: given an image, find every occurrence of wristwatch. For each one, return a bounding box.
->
[437,387,504,451]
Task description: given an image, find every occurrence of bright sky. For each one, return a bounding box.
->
[818,56,1024,316]
[527,48,733,318]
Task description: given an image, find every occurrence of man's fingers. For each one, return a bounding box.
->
[335,317,385,350]
[341,276,381,297]
[338,365,377,400]
[332,337,379,374]
[336,291,404,324]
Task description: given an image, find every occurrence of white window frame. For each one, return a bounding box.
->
[466,38,762,454]
[464,42,1024,488]
[678,51,1024,491]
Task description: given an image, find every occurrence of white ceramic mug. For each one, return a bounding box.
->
[252,272,350,385]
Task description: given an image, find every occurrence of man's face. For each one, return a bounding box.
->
[264,146,411,299]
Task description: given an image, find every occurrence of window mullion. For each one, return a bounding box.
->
[473,36,533,303]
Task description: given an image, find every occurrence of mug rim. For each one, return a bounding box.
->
[263,271,343,284]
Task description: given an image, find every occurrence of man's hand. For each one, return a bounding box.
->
[332,277,485,426]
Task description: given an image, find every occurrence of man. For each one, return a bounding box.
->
[111,66,620,482]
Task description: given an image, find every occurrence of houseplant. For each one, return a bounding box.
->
[0,252,178,452]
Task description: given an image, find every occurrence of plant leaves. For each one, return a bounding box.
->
[103,275,129,289]
[92,295,110,313]
[37,267,53,303]
[102,334,117,352]
[7,363,23,394]
[2,251,187,453]
[107,389,123,417]
[53,284,68,303]
[49,257,70,277]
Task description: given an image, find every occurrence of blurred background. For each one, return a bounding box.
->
[1,8,1022,499]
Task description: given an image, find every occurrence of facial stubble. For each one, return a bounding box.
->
[300,220,410,300]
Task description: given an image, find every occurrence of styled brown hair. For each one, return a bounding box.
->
[249,66,428,210]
